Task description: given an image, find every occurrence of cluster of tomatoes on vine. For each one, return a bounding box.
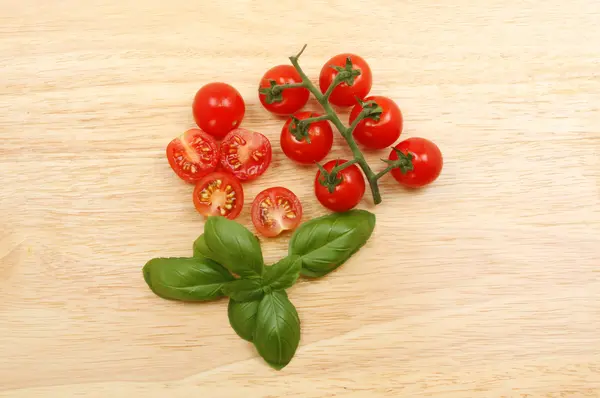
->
[165,52,443,238]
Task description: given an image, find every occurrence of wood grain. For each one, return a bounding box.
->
[1,0,599,396]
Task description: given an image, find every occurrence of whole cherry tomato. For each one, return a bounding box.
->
[280,111,334,164]
[319,54,372,107]
[219,128,272,182]
[193,171,244,219]
[389,138,443,188]
[193,82,245,139]
[166,129,220,183]
[349,96,403,149]
[251,187,303,238]
[314,159,365,212]
[259,65,309,116]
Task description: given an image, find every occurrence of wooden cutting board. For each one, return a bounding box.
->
[1,0,599,396]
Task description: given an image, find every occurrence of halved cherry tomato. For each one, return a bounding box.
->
[259,65,309,116]
[314,159,365,212]
[319,54,372,107]
[166,128,220,183]
[193,171,243,219]
[193,82,245,139]
[280,111,334,164]
[220,128,272,182]
[251,187,303,238]
[349,96,403,149]
[389,138,443,188]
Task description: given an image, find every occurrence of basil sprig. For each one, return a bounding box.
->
[142,210,375,370]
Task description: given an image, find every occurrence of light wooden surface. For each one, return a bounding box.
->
[1,0,599,396]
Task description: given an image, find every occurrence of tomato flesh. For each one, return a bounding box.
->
[280,111,333,164]
[319,54,372,107]
[193,82,245,139]
[166,129,219,183]
[389,138,443,188]
[314,159,365,212]
[259,65,309,116]
[350,96,403,149]
[193,172,244,219]
[251,187,302,237]
[220,128,272,182]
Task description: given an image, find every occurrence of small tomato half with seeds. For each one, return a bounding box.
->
[193,171,244,219]
[219,128,272,182]
[166,128,220,183]
[251,187,302,238]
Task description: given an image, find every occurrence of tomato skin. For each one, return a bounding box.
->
[192,171,244,219]
[166,129,220,183]
[389,138,443,188]
[192,82,245,139]
[259,65,309,116]
[219,128,272,182]
[319,54,372,107]
[251,187,303,238]
[314,159,365,212]
[349,96,403,150]
[280,111,334,164]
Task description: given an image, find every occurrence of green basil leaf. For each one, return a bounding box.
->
[253,290,301,370]
[143,257,234,301]
[222,279,264,302]
[193,234,213,258]
[202,217,264,278]
[263,255,301,291]
[228,299,260,342]
[289,209,376,278]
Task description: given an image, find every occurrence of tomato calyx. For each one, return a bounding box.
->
[381,148,414,175]
[330,57,362,87]
[355,98,384,123]
[258,80,283,104]
[287,115,312,143]
[316,161,344,193]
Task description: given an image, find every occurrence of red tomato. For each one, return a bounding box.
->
[166,129,220,183]
[193,171,244,219]
[319,54,372,107]
[192,82,245,139]
[259,65,309,116]
[314,159,365,212]
[280,111,334,164]
[220,128,272,181]
[389,138,443,188]
[349,96,403,149]
[251,187,303,238]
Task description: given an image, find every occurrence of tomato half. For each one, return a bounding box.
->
[192,82,245,139]
[349,96,403,149]
[319,54,372,107]
[280,111,334,164]
[193,172,244,219]
[259,65,309,116]
[389,138,443,188]
[220,128,272,182]
[314,159,365,212]
[251,187,303,238]
[166,129,220,183]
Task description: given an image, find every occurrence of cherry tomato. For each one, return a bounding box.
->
[389,138,443,188]
[251,187,303,238]
[220,128,272,182]
[319,54,372,107]
[349,96,403,150]
[280,111,334,164]
[166,128,220,183]
[192,82,245,139]
[259,65,309,116]
[193,171,244,219]
[314,159,365,212]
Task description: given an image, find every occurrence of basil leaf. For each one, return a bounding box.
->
[192,234,214,259]
[222,279,264,302]
[289,210,376,278]
[228,299,260,342]
[143,257,234,301]
[253,290,301,370]
[202,216,264,278]
[263,255,301,291]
